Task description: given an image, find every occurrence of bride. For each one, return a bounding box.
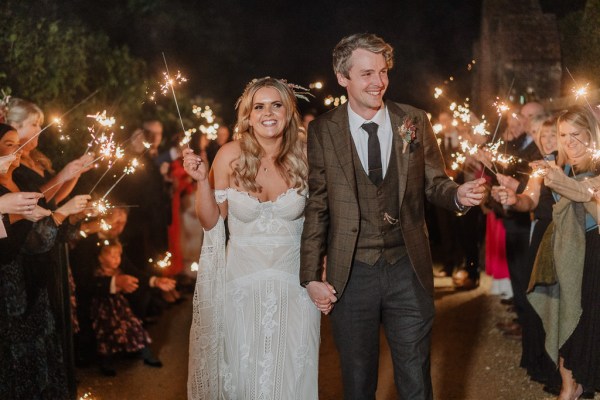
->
[183,77,320,400]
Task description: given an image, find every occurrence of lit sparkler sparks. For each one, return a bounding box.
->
[493,98,510,116]
[161,53,189,146]
[150,251,172,269]
[101,158,140,199]
[190,262,199,272]
[91,199,112,215]
[572,83,589,100]
[87,110,116,127]
[99,218,112,231]
[12,90,99,155]
[434,87,443,99]
[160,71,187,96]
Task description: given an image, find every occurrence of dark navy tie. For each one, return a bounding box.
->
[362,122,382,185]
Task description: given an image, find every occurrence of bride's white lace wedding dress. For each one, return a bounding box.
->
[188,187,320,400]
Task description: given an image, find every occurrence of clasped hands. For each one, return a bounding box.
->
[306,281,337,315]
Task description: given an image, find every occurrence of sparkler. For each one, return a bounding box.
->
[489,77,515,145]
[161,52,188,146]
[87,144,125,195]
[13,90,99,154]
[41,154,104,196]
[101,158,140,199]
[87,110,116,127]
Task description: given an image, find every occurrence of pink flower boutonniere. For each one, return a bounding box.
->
[398,116,417,154]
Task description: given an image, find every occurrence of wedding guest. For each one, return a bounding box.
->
[493,117,561,389]
[0,122,91,399]
[183,77,320,399]
[7,98,93,203]
[7,98,94,396]
[527,106,600,399]
[495,102,544,339]
[91,240,168,376]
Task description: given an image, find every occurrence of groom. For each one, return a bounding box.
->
[300,33,485,399]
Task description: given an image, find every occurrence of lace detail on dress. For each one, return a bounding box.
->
[188,188,319,400]
[214,189,228,204]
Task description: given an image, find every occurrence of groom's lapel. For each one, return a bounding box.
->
[387,101,409,210]
[328,104,357,199]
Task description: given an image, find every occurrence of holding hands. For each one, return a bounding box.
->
[182,148,208,182]
[306,281,337,315]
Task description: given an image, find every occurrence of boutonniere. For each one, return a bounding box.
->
[398,116,417,154]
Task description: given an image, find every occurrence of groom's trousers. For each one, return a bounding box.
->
[330,255,435,400]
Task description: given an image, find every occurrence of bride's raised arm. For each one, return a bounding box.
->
[182,142,236,230]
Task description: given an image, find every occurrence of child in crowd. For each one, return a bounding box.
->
[91,240,174,376]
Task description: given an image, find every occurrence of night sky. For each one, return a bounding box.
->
[60,0,585,125]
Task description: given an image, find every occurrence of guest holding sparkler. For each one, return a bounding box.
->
[492,102,545,340]
[523,106,600,400]
[183,77,320,399]
[90,239,171,376]
[0,122,91,400]
[6,98,96,396]
[7,98,94,203]
[492,117,561,391]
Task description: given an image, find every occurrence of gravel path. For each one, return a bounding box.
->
[76,274,599,399]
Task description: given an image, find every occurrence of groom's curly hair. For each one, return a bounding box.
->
[333,33,394,79]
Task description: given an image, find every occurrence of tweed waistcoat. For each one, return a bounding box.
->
[351,137,406,265]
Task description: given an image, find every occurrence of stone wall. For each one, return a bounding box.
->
[473,0,562,116]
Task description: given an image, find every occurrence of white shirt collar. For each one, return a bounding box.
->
[348,103,387,134]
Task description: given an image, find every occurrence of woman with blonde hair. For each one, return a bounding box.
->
[524,106,600,400]
[183,77,319,399]
[6,98,93,203]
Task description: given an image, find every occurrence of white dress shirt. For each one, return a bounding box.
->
[347,104,394,179]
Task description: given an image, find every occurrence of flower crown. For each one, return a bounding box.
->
[235,77,313,109]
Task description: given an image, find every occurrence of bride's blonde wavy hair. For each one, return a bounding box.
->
[232,77,307,193]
